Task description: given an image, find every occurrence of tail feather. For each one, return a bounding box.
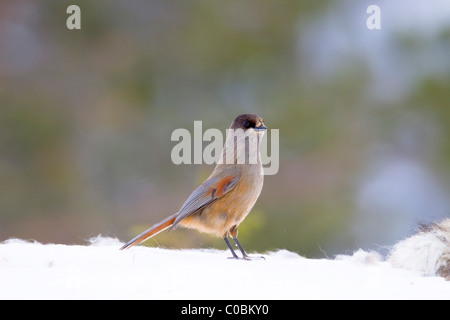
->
[120,213,178,250]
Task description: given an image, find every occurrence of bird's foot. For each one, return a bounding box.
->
[242,254,265,261]
[228,254,265,261]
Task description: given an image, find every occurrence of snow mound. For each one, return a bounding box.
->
[1,236,449,299]
[388,219,450,280]
[336,249,383,265]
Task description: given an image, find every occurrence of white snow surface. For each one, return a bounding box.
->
[0,236,448,300]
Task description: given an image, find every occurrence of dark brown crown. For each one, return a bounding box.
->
[230,114,266,131]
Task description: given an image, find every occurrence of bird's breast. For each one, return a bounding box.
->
[180,164,263,237]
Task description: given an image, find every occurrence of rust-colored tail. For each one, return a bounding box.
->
[120,213,178,250]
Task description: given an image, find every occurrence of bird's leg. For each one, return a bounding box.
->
[232,236,251,260]
[228,225,265,260]
[233,236,266,260]
[229,225,249,259]
[223,236,239,259]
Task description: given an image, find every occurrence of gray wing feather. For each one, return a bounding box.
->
[170,175,240,229]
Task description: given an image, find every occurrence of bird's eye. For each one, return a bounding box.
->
[243,120,250,127]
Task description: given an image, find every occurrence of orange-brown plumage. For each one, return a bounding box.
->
[120,114,266,259]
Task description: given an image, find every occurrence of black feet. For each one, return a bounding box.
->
[223,236,265,261]
[227,253,265,260]
[224,237,239,259]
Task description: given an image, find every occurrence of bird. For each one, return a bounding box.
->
[120,113,267,259]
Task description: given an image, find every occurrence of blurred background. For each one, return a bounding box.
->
[1,0,449,258]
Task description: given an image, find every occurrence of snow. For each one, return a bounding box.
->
[1,236,448,300]
[388,219,450,278]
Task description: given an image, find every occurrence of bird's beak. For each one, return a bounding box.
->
[254,125,267,132]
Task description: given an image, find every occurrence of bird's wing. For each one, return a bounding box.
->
[170,174,240,229]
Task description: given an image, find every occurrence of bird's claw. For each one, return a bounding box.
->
[228,255,265,261]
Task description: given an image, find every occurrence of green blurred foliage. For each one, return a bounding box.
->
[0,1,448,256]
